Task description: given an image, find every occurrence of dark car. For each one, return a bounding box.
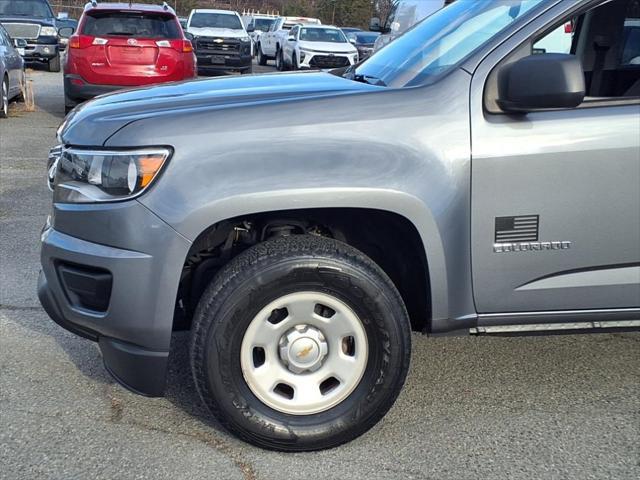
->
[340,27,361,36]
[347,31,380,60]
[0,24,25,117]
[0,0,62,72]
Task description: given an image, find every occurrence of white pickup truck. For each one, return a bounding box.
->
[257,16,321,69]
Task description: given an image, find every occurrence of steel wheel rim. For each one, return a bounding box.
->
[240,291,369,415]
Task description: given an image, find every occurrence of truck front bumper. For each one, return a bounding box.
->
[23,41,59,62]
[38,201,191,396]
[196,53,252,73]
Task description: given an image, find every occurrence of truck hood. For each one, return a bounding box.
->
[187,27,247,38]
[60,71,380,146]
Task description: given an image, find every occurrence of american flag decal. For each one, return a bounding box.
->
[495,215,539,243]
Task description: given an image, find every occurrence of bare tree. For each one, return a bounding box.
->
[375,0,398,26]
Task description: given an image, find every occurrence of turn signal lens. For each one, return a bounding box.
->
[182,40,193,53]
[137,155,166,188]
[69,35,95,49]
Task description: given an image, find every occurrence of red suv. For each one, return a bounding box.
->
[64,2,196,113]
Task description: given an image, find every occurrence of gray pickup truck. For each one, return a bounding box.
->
[39,0,639,451]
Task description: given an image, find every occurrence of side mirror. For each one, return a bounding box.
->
[498,53,585,113]
[14,38,28,48]
[349,38,357,45]
[246,25,255,33]
[288,36,295,41]
[58,26,75,38]
[369,17,381,32]
[184,32,194,41]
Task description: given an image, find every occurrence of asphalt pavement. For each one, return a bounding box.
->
[0,66,639,480]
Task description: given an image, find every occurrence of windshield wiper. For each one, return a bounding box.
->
[352,74,386,87]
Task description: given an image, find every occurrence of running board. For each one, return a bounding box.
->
[470,320,640,335]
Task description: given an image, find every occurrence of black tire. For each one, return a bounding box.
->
[275,48,284,71]
[189,235,412,451]
[292,53,298,71]
[1,76,8,119]
[257,44,267,66]
[48,54,61,73]
[15,70,25,103]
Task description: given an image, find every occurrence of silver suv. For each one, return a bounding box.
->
[40,0,640,451]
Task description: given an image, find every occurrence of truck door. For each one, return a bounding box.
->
[470,0,640,314]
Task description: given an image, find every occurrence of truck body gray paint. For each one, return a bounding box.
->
[39,0,640,396]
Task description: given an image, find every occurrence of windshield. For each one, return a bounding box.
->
[0,0,53,18]
[300,27,347,43]
[353,32,380,44]
[386,0,446,34]
[190,13,242,30]
[351,0,547,88]
[254,18,275,32]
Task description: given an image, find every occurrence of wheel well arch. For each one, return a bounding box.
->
[174,208,431,333]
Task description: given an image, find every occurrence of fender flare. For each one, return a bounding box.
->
[173,187,450,320]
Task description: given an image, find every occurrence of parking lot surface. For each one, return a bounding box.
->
[0,68,639,480]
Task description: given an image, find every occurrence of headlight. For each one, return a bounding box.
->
[40,26,57,37]
[51,147,171,203]
[240,36,251,42]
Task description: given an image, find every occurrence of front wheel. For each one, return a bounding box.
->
[189,235,412,451]
[257,44,267,66]
[275,48,286,71]
[292,53,299,70]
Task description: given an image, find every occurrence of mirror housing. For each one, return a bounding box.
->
[57,26,75,38]
[349,38,357,45]
[369,17,381,32]
[184,32,194,41]
[14,38,28,48]
[288,36,295,41]
[498,53,585,113]
[246,24,255,33]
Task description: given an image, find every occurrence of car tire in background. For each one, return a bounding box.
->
[292,53,299,71]
[48,54,61,73]
[275,48,284,71]
[189,235,412,451]
[1,76,8,118]
[257,44,267,66]
[15,70,26,103]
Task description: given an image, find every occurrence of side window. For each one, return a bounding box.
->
[290,26,298,38]
[485,0,640,113]
[621,1,640,65]
[533,21,573,54]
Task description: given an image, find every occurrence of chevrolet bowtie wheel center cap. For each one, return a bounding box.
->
[279,325,328,373]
